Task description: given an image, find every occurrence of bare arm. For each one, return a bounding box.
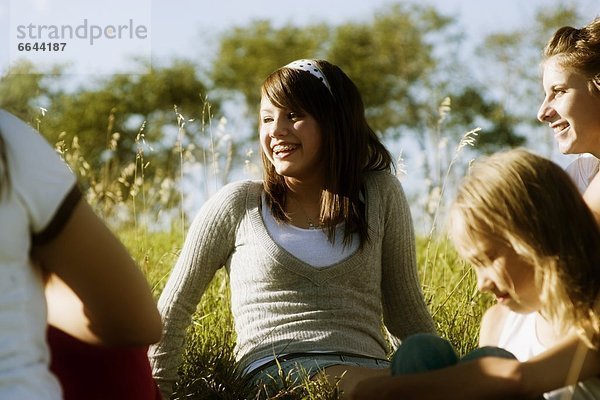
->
[350,331,600,399]
[519,335,600,397]
[33,200,162,346]
[45,273,100,344]
[348,356,526,400]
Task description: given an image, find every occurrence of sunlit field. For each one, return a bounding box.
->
[56,107,489,400]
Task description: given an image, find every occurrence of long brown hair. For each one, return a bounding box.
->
[449,148,600,348]
[260,60,393,248]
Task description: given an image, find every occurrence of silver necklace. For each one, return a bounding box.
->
[289,195,322,229]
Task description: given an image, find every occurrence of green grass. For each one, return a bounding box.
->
[119,229,489,400]
[52,103,488,399]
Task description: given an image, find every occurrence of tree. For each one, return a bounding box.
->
[475,2,583,156]
[0,60,216,220]
[328,3,453,134]
[211,4,458,137]
[0,61,54,124]
[211,20,329,114]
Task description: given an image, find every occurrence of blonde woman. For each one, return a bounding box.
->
[537,17,600,223]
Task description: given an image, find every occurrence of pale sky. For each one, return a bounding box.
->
[2,0,598,75]
[1,0,598,225]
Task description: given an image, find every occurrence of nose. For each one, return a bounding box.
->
[537,98,555,123]
[269,117,290,138]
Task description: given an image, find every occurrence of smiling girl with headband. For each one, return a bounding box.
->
[149,59,435,397]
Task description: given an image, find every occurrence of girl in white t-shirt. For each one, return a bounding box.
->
[0,110,161,399]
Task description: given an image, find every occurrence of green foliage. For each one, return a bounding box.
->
[0,61,50,123]
[329,3,450,133]
[418,237,492,356]
[211,20,329,113]
[44,60,213,164]
[449,86,526,152]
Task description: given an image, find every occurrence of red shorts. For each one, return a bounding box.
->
[47,325,162,400]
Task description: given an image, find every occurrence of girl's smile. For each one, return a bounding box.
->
[537,56,600,157]
[259,96,324,182]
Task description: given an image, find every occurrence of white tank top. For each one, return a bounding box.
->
[261,193,359,268]
[565,155,600,194]
[498,311,600,399]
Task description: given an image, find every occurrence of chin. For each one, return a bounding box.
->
[558,143,576,155]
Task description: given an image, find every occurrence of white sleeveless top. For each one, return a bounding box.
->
[498,311,600,399]
[565,155,600,194]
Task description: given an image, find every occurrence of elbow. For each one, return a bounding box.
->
[504,361,535,399]
[145,308,164,344]
[96,307,163,346]
[124,307,163,345]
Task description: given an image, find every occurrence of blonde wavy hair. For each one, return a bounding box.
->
[449,148,600,348]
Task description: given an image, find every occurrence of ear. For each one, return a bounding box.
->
[594,73,600,92]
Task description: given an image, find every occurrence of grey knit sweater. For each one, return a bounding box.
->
[149,171,435,398]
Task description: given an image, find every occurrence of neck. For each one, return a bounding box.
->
[284,176,324,203]
[284,177,324,229]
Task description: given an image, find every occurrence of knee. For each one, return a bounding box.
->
[392,334,458,375]
[460,346,517,363]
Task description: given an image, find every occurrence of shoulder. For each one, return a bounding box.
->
[363,170,408,210]
[209,179,262,206]
[364,170,404,194]
[0,109,68,169]
[565,155,600,193]
[0,109,40,144]
[192,179,262,223]
[565,154,599,173]
[479,304,510,347]
[0,110,78,234]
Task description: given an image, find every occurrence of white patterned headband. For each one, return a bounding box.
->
[284,59,332,94]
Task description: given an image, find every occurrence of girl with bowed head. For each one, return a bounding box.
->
[350,149,600,400]
[537,16,600,222]
[149,59,435,397]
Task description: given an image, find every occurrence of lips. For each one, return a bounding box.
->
[550,121,570,137]
[272,143,299,158]
[490,288,510,302]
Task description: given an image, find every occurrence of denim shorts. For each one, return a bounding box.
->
[245,352,390,389]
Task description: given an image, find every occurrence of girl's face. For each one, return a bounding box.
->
[537,56,600,157]
[259,95,324,183]
[461,233,541,314]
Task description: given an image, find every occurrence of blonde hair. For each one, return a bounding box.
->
[449,148,600,348]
